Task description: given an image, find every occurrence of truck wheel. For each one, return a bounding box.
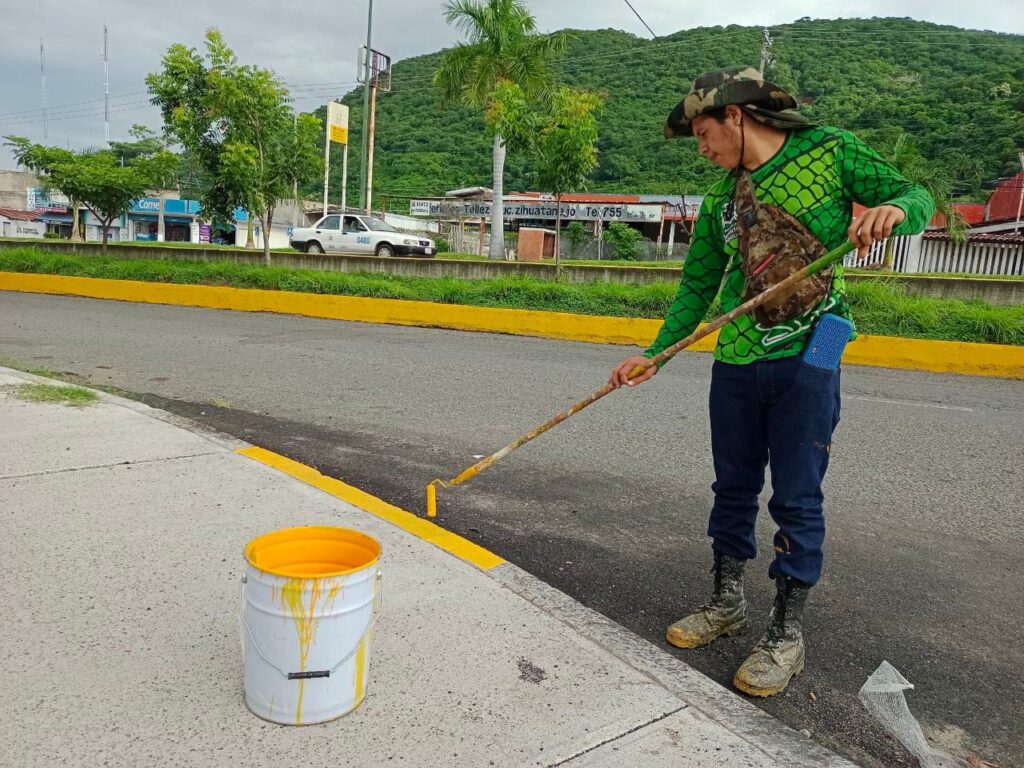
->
[375,243,395,258]
[306,241,324,254]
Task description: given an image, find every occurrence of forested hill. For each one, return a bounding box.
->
[313,18,1023,203]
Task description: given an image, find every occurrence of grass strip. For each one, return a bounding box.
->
[11,382,98,407]
[1,247,1020,346]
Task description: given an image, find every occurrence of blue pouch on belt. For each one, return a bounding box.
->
[802,314,853,371]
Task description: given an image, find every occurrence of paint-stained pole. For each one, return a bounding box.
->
[359,0,374,211]
[322,111,331,217]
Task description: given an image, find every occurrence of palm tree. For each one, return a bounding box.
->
[881,132,966,271]
[433,0,572,260]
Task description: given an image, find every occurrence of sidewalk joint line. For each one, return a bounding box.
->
[0,451,221,481]
[545,705,687,767]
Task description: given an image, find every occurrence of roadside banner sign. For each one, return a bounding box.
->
[409,199,664,223]
[328,102,349,144]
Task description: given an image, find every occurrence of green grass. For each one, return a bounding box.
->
[111,240,298,254]
[0,356,58,378]
[437,252,685,269]
[1,247,1021,346]
[11,382,98,407]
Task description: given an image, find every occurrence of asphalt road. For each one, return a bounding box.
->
[2,291,1021,768]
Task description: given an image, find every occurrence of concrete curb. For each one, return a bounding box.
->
[2,363,859,766]
[2,271,1022,380]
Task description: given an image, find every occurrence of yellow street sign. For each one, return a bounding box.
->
[327,102,349,144]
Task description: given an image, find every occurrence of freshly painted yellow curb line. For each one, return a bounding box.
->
[1,271,1021,379]
[236,446,505,571]
[0,271,678,347]
[843,334,1022,379]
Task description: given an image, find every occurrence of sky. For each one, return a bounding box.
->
[0,0,1021,169]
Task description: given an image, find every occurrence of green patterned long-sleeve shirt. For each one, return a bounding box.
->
[646,126,934,364]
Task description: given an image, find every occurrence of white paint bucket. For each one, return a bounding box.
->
[240,526,381,725]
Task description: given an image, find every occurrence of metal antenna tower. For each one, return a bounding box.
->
[40,40,48,140]
[759,28,774,76]
[102,25,110,142]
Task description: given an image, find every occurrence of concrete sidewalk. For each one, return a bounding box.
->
[0,367,857,768]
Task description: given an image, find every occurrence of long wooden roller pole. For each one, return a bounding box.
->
[425,241,855,517]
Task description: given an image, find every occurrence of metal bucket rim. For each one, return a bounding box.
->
[244,525,381,579]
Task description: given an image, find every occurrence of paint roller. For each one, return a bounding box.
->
[425,241,856,517]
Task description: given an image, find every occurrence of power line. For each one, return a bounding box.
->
[0,100,153,130]
[0,91,148,121]
[622,0,656,39]
[0,84,360,131]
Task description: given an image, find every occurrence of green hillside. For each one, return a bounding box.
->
[308,18,1023,204]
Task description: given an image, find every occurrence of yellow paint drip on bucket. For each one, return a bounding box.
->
[240,526,381,725]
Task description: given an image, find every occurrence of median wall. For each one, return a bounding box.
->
[2,238,1021,305]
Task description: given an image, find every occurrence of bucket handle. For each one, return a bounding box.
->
[239,570,382,680]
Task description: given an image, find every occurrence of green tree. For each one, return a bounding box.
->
[5,137,176,252]
[108,124,165,164]
[433,0,572,260]
[880,131,965,270]
[109,125,179,243]
[533,87,603,274]
[147,29,322,264]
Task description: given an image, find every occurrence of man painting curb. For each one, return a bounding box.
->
[609,67,934,697]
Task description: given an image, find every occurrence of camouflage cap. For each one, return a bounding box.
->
[665,66,814,138]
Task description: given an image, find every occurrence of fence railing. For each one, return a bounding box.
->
[445,223,1024,276]
[917,235,1024,276]
[842,233,1024,276]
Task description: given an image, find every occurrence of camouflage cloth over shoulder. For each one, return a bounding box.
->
[665,66,814,138]
[732,168,831,325]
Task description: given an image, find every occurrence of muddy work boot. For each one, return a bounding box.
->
[666,553,747,649]
[733,574,809,697]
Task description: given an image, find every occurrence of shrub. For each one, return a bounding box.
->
[603,222,641,260]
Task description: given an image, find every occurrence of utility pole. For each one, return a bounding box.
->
[365,77,377,214]
[358,0,374,211]
[357,45,389,216]
[102,25,110,143]
[293,113,300,228]
[759,27,773,77]
[40,40,48,141]
[322,111,331,217]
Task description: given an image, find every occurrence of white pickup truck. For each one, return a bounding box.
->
[289,213,436,257]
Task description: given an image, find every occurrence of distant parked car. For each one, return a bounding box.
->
[289,213,436,257]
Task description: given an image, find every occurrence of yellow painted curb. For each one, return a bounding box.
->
[844,334,1023,379]
[236,446,505,571]
[1,271,1021,379]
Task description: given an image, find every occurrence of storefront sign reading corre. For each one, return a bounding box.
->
[409,199,663,223]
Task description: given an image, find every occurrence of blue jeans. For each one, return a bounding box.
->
[708,356,841,586]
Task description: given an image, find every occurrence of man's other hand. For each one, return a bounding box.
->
[848,204,906,262]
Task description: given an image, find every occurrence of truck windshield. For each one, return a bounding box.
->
[362,217,398,233]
